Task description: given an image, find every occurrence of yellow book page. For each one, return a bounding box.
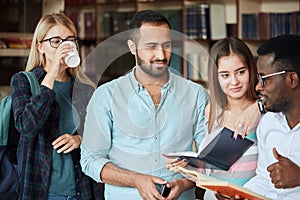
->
[178,167,270,200]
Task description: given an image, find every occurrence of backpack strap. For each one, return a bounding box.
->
[0,97,12,146]
[21,71,39,96]
[0,72,39,147]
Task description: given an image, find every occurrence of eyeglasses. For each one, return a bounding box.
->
[40,36,78,48]
[257,70,289,87]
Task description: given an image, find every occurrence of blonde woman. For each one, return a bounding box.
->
[10,13,102,199]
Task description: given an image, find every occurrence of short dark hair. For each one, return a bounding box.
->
[128,10,170,43]
[257,34,300,73]
[129,10,170,29]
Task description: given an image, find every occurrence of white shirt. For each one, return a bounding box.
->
[244,112,300,200]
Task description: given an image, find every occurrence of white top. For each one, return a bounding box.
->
[244,112,300,200]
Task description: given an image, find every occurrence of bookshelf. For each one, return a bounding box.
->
[0,0,62,87]
[237,0,300,56]
[1,0,299,86]
[0,0,42,87]
[64,0,237,84]
[0,33,32,56]
[0,0,63,58]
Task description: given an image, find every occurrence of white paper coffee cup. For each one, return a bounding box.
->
[61,41,80,68]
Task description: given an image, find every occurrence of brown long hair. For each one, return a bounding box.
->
[26,13,95,88]
[207,37,258,133]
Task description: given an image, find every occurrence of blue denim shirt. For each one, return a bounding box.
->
[81,68,209,199]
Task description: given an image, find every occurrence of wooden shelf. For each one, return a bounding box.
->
[0,49,30,57]
[0,32,33,38]
[237,0,300,39]
[0,32,32,57]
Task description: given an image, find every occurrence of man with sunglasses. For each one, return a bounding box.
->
[220,35,300,200]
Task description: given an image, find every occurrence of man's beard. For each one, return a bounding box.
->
[264,88,289,113]
[136,50,170,78]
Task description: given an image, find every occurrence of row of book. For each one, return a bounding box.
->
[99,11,136,38]
[0,38,31,49]
[67,9,182,40]
[67,10,96,40]
[65,0,134,5]
[65,0,95,5]
[100,9,183,38]
[185,3,227,40]
[242,11,300,40]
[185,53,208,81]
[67,3,227,41]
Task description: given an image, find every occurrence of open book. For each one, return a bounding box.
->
[163,127,254,170]
[179,167,270,200]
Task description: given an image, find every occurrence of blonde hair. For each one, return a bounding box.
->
[207,37,258,133]
[26,13,95,88]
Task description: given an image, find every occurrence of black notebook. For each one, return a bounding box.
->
[163,127,254,171]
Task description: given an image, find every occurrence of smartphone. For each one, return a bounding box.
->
[160,184,171,198]
[257,99,266,114]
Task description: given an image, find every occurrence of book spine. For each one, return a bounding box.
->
[84,11,96,40]
[243,11,297,40]
[185,6,199,40]
[242,13,258,39]
[258,12,270,40]
[209,3,227,40]
[199,4,210,40]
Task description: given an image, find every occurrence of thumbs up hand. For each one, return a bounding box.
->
[267,148,300,188]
